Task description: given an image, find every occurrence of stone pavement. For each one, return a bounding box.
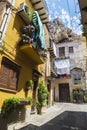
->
[13,103,87,130]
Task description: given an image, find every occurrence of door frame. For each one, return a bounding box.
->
[59,83,70,102]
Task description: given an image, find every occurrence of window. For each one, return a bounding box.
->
[69,46,73,53]
[71,68,82,84]
[59,47,65,57]
[0,57,20,91]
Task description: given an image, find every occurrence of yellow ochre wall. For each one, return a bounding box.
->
[0,0,38,107]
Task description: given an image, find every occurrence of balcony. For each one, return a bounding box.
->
[17,17,47,64]
[51,69,57,77]
[48,48,56,58]
[30,0,49,23]
[48,41,57,58]
[50,65,57,77]
[17,3,32,25]
[19,43,46,65]
[17,1,49,25]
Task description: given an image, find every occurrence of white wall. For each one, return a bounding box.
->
[53,76,85,102]
[57,42,83,57]
[53,41,86,102]
[56,41,85,70]
[54,78,72,101]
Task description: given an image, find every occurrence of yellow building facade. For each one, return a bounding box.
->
[0,0,49,109]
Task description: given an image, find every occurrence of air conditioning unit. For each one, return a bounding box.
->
[17,3,30,25]
[17,2,27,12]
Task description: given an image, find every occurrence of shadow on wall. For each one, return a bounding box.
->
[0,105,26,130]
[12,13,25,34]
[20,111,87,130]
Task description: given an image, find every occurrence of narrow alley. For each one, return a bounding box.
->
[0,0,87,130]
[18,103,87,130]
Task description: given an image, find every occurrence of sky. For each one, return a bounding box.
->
[45,0,82,35]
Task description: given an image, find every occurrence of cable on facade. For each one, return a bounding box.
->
[1,40,26,62]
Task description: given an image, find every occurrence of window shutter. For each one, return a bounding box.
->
[0,59,19,91]
[0,65,10,88]
[9,70,18,90]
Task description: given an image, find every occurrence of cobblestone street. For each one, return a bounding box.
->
[15,103,87,130]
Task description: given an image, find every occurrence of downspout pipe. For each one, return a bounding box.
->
[0,0,15,47]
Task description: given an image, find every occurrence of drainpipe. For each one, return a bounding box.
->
[83,56,87,90]
[0,0,15,47]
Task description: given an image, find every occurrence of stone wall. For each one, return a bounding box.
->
[47,18,79,44]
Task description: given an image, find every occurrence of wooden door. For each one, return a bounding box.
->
[59,83,70,102]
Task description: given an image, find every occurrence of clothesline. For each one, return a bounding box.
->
[54,58,86,75]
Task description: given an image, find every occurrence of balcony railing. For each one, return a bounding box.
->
[17,7,47,64]
[17,30,47,64]
[50,62,57,77]
[19,43,47,65]
[48,40,57,58]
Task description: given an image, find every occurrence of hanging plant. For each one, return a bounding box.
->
[26,97,33,104]
[25,80,33,91]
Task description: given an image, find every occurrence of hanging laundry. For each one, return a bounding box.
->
[32,11,46,50]
[61,74,67,78]
[55,59,70,75]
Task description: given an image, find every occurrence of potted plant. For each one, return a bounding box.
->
[1,96,33,118]
[36,80,49,114]
[26,97,33,104]
[1,97,20,118]
[73,88,84,103]
[25,80,33,91]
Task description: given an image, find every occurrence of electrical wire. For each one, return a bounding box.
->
[74,0,83,34]
[74,0,77,17]
[73,0,81,27]
[66,0,73,30]
[2,40,27,63]
[3,38,87,59]
[2,41,87,72]
[66,0,81,34]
